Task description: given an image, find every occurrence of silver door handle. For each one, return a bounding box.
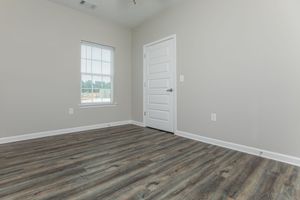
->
[166,88,173,92]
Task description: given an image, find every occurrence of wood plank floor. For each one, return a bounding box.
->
[0,125,300,200]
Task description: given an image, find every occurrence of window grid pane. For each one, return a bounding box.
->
[81,42,113,104]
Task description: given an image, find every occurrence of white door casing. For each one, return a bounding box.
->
[143,35,177,132]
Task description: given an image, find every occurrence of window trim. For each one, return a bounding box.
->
[79,41,115,107]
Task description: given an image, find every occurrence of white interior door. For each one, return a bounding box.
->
[144,37,176,132]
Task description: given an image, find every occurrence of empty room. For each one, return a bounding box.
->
[1,0,300,199]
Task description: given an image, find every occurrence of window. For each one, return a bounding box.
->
[81,41,114,105]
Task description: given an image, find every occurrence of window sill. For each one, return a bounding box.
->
[79,103,118,109]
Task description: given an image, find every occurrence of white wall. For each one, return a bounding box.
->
[132,0,300,157]
[2,0,300,159]
[0,0,132,137]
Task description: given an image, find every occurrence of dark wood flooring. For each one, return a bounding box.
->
[0,125,300,200]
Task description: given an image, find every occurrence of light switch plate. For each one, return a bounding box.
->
[180,75,185,82]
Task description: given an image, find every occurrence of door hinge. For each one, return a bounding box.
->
[144,111,147,116]
[144,53,146,59]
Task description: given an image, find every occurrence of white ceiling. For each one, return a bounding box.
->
[49,0,183,28]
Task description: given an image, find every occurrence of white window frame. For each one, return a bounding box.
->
[79,41,115,107]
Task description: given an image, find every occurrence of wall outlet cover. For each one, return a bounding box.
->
[69,108,74,115]
[211,113,217,122]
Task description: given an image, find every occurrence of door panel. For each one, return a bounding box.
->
[148,79,170,89]
[144,38,175,132]
[148,63,170,74]
[149,95,169,105]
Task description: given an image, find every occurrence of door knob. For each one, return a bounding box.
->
[166,88,173,92]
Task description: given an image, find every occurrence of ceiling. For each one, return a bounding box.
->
[49,0,183,28]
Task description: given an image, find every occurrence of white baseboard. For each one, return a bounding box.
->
[0,120,132,145]
[3,121,298,167]
[175,130,300,167]
[130,120,145,127]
